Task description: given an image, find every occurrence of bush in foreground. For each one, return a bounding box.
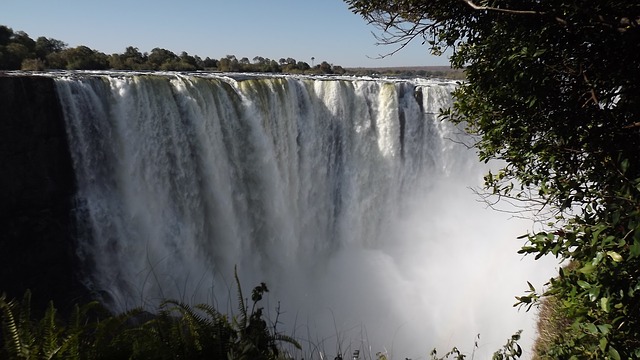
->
[0,270,300,360]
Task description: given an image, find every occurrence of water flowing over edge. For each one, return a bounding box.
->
[47,71,555,359]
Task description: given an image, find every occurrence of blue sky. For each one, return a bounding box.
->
[2,0,450,68]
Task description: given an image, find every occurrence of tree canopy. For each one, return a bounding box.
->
[346,0,640,358]
[0,25,347,74]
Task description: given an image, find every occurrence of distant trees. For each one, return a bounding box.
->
[0,26,38,69]
[0,25,83,70]
[146,47,178,70]
[201,57,218,68]
[0,26,12,45]
[64,45,109,70]
[109,46,147,70]
[295,61,310,71]
[35,37,66,59]
[0,24,350,75]
[319,61,332,74]
[217,55,239,72]
[4,42,30,69]
[0,25,109,71]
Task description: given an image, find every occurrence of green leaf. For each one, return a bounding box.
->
[601,297,610,313]
[584,322,598,334]
[630,239,640,258]
[608,346,621,360]
[588,286,600,302]
[592,227,605,242]
[579,262,596,274]
[578,280,591,289]
[597,324,611,336]
[533,48,546,57]
[621,158,630,173]
[606,251,623,262]
[604,235,617,245]
[612,210,621,225]
[599,337,608,352]
[593,252,604,265]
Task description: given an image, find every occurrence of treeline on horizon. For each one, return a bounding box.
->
[0,25,462,78]
[0,25,344,74]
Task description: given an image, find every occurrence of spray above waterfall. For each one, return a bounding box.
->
[52,71,555,359]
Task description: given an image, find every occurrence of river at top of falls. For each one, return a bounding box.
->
[47,71,556,359]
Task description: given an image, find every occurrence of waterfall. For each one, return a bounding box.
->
[54,72,553,359]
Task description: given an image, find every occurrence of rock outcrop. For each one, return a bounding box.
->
[0,75,87,313]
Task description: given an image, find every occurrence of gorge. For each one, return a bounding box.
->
[0,71,555,359]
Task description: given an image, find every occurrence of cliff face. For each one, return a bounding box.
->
[0,75,86,312]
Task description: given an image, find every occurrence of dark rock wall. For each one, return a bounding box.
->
[0,75,87,313]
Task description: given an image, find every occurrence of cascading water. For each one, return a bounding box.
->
[54,71,555,359]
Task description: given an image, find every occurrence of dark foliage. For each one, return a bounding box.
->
[0,276,300,360]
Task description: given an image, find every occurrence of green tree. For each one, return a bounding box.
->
[319,61,332,74]
[332,65,346,75]
[193,55,204,69]
[238,57,251,71]
[281,57,298,72]
[218,54,239,72]
[10,31,35,53]
[202,57,218,69]
[63,45,108,70]
[346,1,640,358]
[147,47,178,70]
[217,57,231,72]
[34,36,67,60]
[295,61,310,71]
[179,51,198,70]
[120,46,147,69]
[45,51,68,70]
[268,59,281,73]
[0,25,12,46]
[0,28,36,69]
[2,43,30,69]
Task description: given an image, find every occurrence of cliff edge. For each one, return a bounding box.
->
[0,75,87,313]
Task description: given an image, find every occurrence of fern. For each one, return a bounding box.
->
[63,303,84,360]
[272,333,301,351]
[196,303,235,358]
[162,300,207,353]
[234,266,248,331]
[55,333,80,360]
[0,293,22,359]
[17,290,36,358]
[0,276,300,360]
[39,301,62,359]
[194,303,224,324]
[133,304,192,359]
[90,306,144,359]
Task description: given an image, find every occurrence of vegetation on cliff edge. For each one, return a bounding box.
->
[0,24,460,78]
